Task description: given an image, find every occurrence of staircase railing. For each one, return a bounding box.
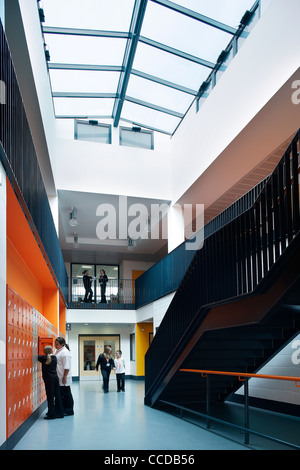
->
[161,369,300,449]
[145,129,300,401]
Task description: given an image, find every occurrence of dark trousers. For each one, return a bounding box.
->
[84,287,93,302]
[44,378,64,418]
[100,285,106,303]
[101,369,111,392]
[60,385,74,415]
[116,373,125,391]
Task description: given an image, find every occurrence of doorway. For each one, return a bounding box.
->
[79,335,120,380]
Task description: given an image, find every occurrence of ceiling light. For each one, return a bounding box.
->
[69,207,78,226]
[73,233,80,248]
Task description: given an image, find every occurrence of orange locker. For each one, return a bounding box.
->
[7,325,15,361]
[22,301,28,331]
[7,393,18,437]
[7,361,15,396]
[28,305,33,333]
[38,337,54,355]
[7,289,15,326]
[13,297,20,329]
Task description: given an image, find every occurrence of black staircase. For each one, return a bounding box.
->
[145,130,300,410]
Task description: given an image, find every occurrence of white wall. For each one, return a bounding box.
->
[170,0,300,205]
[136,292,175,332]
[0,161,6,446]
[235,334,300,406]
[66,323,135,380]
[51,134,172,201]
[66,290,175,379]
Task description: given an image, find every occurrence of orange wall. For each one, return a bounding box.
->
[136,322,153,376]
[6,179,60,329]
[7,238,44,313]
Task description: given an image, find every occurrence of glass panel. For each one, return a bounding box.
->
[95,265,119,304]
[121,101,181,135]
[53,97,114,117]
[75,121,111,144]
[126,75,195,114]
[49,69,120,94]
[44,34,126,66]
[71,264,95,302]
[104,339,117,358]
[141,2,231,62]
[171,0,257,28]
[120,127,153,150]
[133,42,210,90]
[130,333,135,361]
[84,340,96,370]
[42,0,135,31]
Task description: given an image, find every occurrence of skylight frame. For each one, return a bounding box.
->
[40,0,260,136]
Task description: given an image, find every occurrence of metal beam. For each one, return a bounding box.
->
[43,26,129,39]
[48,63,123,72]
[119,117,173,135]
[150,0,237,35]
[125,95,184,118]
[131,69,197,96]
[139,36,216,69]
[112,0,148,127]
[52,92,117,99]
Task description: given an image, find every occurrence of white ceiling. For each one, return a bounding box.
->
[58,189,170,264]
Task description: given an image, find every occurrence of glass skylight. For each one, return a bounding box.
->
[40,0,259,135]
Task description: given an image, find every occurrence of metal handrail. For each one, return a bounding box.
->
[69,277,135,305]
[164,368,300,449]
[180,369,300,387]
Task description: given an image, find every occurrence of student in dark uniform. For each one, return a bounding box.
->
[99,269,108,303]
[83,269,93,302]
[38,345,64,419]
[96,346,115,393]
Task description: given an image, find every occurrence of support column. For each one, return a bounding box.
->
[167,203,185,253]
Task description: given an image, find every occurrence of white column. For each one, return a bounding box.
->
[0,161,7,446]
[167,203,184,253]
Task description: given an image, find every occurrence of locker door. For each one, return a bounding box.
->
[7,361,15,396]
[7,289,15,326]
[28,305,33,333]
[7,325,15,361]
[15,329,21,360]
[14,297,20,329]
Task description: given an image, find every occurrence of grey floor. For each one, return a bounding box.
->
[13,380,299,451]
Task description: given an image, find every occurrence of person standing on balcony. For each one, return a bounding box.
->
[99,269,108,303]
[83,269,94,302]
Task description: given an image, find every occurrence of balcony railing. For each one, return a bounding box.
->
[68,278,135,309]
